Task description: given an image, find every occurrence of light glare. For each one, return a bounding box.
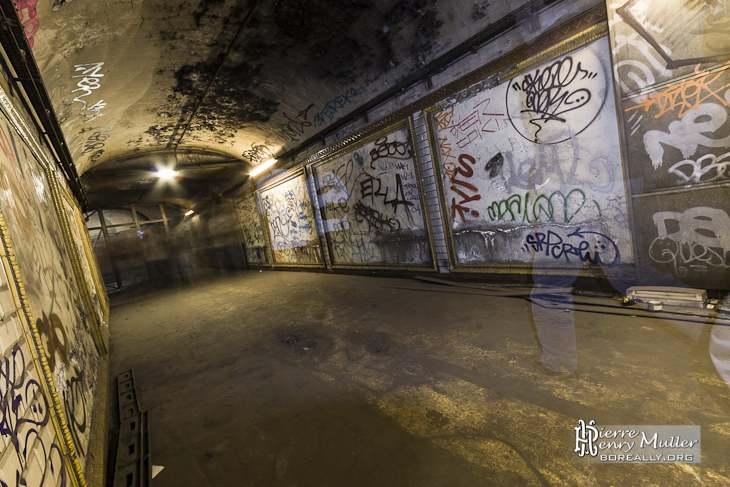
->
[157,168,178,180]
[249,158,277,177]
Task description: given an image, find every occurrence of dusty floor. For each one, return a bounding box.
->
[108,271,730,486]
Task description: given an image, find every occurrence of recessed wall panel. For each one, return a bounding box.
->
[310,120,435,269]
[428,36,632,273]
[258,169,324,267]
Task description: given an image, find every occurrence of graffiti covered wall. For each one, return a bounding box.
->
[608,0,730,289]
[429,37,632,272]
[0,252,68,487]
[310,122,435,268]
[226,5,729,291]
[233,194,268,265]
[259,170,323,266]
[0,97,105,484]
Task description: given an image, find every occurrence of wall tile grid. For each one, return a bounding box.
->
[413,110,451,272]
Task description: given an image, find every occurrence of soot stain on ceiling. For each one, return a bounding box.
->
[387,0,444,59]
[270,0,391,84]
[140,0,283,146]
[269,0,443,83]
[122,0,443,163]
[171,58,280,142]
[192,0,226,27]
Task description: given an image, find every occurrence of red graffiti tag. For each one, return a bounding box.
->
[440,98,505,149]
[445,153,481,222]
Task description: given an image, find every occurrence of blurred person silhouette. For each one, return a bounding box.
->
[530,271,580,378]
[529,260,637,380]
[710,296,730,390]
[144,224,174,284]
[173,221,199,286]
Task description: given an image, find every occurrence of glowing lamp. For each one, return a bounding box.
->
[249,158,277,177]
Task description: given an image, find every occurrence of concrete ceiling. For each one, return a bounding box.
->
[22,0,538,210]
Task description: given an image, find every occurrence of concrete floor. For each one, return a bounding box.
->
[108,271,730,486]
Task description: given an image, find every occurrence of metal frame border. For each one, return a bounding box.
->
[55,177,110,331]
[0,79,110,307]
[616,0,729,70]
[307,117,438,271]
[45,166,107,354]
[0,69,106,486]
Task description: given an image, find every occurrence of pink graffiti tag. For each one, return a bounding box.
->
[13,0,39,48]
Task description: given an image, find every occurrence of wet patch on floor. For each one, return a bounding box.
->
[425,409,450,427]
[365,337,391,355]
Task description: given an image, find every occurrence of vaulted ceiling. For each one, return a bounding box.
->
[18,0,543,209]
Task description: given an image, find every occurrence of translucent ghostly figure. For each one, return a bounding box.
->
[531,274,579,374]
[314,171,351,234]
[710,297,730,389]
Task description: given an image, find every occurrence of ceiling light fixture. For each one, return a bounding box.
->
[249,158,277,177]
[157,167,178,180]
[185,210,194,216]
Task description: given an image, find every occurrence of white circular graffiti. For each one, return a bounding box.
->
[506,53,608,144]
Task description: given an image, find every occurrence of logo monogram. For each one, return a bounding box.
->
[575,419,599,457]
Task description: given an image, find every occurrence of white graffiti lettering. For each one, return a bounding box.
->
[649,207,730,276]
[643,99,730,168]
[668,151,730,184]
[71,63,106,121]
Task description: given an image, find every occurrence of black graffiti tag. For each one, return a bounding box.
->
[241,142,275,165]
[36,311,70,372]
[369,136,412,168]
[510,56,598,143]
[280,104,314,141]
[353,201,401,232]
[359,173,414,214]
[484,152,504,178]
[81,126,113,155]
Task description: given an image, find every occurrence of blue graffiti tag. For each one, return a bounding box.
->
[523,227,620,266]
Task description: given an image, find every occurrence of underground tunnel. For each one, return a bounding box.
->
[0,0,729,485]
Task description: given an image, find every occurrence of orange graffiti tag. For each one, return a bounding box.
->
[625,61,730,119]
[438,136,456,163]
[443,161,456,179]
[434,105,454,131]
